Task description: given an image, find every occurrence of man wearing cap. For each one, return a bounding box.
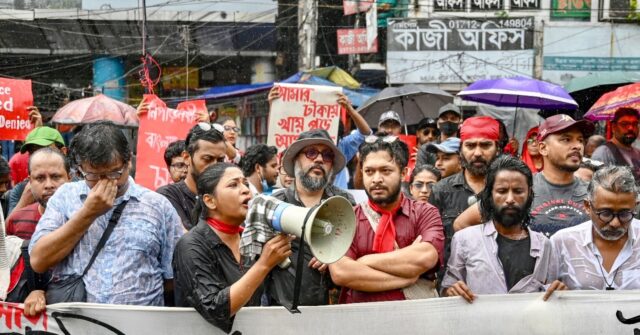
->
[378,111,403,136]
[262,129,356,307]
[437,103,462,143]
[420,137,462,179]
[7,126,67,215]
[592,108,640,183]
[429,116,501,282]
[416,118,439,146]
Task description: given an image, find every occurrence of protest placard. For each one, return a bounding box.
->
[135,95,199,190]
[0,78,33,140]
[267,83,343,152]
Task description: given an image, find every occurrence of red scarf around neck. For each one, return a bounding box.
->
[206,217,244,235]
[369,194,403,253]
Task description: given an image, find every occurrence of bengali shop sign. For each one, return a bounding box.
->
[337,28,378,55]
[386,17,535,84]
[0,78,33,140]
[135,95,199,190]
[267,83,343,152]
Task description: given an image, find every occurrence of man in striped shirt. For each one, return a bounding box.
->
[6,148,70,239]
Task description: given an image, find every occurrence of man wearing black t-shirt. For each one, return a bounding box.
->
[157,124,226,230]
[442,156,565,302]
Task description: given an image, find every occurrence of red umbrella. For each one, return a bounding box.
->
[584,83,640,121]
[52,94,139,127]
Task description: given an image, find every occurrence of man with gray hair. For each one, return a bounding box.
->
[551,166,640,290]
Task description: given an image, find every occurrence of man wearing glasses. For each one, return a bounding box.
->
[264,129,355,307]
[29,122,183,306]
[163,140,187,183]
[551,166,640,290]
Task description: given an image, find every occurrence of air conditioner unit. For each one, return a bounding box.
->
[600,0,638,21]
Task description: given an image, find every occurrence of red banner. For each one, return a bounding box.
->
[135,95,198,190]
[337,28,378,55]
[0,78,33,140]
[398,134,417,183]
[343,0,372,15]
[177,99,207,120]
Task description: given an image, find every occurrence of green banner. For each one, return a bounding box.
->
[551,0,591,20]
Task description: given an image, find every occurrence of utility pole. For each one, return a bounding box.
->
[298,0,317,71]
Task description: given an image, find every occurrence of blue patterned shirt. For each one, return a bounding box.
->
[30,177,183,306]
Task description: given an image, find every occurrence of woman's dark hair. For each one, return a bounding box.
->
[478,155,534,226]
[69,121,131,167]
[496,119,509,152]
[358,138,409,171]
[240,144,277,177]
[410,164,441,184]
[191,162,238,224]
[164,140,186,167]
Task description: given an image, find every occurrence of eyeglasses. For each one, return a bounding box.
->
[590,202,635,224]
[411,181,434,191]
[223,125,240,133]
[170,163,188,170]
[197,122,225,133]
[302,148,335,163]
[422,128,440,136]
[78,166,126,182]
[365,135,398,144]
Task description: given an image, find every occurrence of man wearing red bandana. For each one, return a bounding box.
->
[330,137,444,303]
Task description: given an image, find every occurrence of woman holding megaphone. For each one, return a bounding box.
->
[173,163,293,333]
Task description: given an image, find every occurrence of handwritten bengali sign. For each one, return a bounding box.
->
[387,17,535,84]
[267,83,343,153]
[0,78,33,140]
[337,28,378,55]
[135,95,198,190]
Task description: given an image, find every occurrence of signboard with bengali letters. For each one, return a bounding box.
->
[337,28,378,55]
[267,83,343,153]
[386,17,535,84]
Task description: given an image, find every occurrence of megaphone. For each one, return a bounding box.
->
[271,196,356,265]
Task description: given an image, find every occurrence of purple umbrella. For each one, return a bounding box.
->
[457,77,578,110]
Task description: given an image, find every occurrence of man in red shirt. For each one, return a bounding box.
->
[330,136,444,303]
[6,148,70,239]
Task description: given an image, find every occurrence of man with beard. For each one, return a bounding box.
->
[330,136,444,303]
[240,144,279,196]
[157,124,226,230]
[266,129,355,307]
[437,103,462,142]
[529,114,594,236]
[552,166,640,290]
[6,148,70,239]
[442,156,565,301]
[592,108,640,183]
[429,116,501,280]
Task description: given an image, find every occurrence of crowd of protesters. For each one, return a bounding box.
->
[0,89,639,333]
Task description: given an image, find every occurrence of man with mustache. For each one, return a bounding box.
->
[442,156,565,302]
[330,136,444,303]
[266,129,355,306]
[592,108,640,183]
[429,116,501,282]
[157,124,227,230]
[6,148,70,239]
[551,166,640,290]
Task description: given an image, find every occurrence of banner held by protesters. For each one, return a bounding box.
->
[0,78,33,141]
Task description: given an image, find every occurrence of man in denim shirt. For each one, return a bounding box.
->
[30,122,183,306]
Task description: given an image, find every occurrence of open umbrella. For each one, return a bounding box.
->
[565,72,640,115]
[584,83,640,121]
[357,85,454,127]
[52,94,139,128]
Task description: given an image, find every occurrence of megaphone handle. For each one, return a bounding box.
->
[286,203,320,314]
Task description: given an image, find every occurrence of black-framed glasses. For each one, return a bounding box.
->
[170,163,188,170]
[197,122,225,133]
[590,202,635,224]
[302,148,335,163]
[411,181,434,191]
[78,166,126,182]
[365,135,398,144]
[223,125,240,133]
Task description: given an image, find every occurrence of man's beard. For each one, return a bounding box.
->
[295,162,333,192]
[618,132,638,146]
[592,222,627,241]
[365,180,402,207]
[190,158,202,182]
[490,198,530,228]
[461,154,494,177]
[554,152,582,173]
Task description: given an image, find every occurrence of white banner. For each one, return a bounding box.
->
[267,83,343,152]
[3,291,640,334]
